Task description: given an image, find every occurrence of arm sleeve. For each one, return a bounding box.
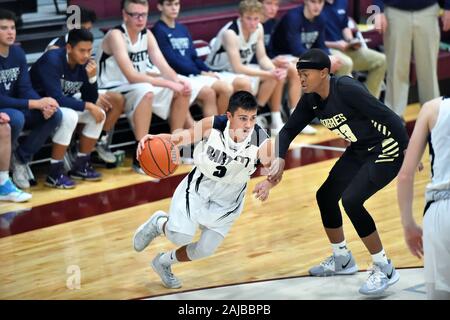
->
[444,0,450,10]
[276,96,316,158]
[337,77,409,148]
[38,55,85,111]
[152,24,201,76]
[284,12,309,57]
[80,70,98,104]
[0,95,29,110]
[17,53,41,100]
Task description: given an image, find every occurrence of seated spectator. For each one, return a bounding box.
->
[46,6,125,164]
[323,0,386,99]
[205,0,288,134]
[0,9,62,190]
[30,29,107,188]
[259,0,317,134]
[97,0,192,173]
[153,0,251,115]
[0,112,31,202]
[271,0,342,74]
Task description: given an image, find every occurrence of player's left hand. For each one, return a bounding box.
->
[177,78,192,96]
[253,180,272,202]
[403,221,423,259]
[96,93,113,112]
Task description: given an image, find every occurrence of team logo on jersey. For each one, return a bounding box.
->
[206,145,251,168]
[0,67,20,89]
[61,79,84,96]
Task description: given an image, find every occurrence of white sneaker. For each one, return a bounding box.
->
[359,259,400,295]
[133,211,167,252]
[151,253,182,289]
[11,155,30,189]
[301,124,317,135]
[0,178,32,202]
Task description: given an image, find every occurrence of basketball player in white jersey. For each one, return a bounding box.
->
[97,0,192,173]
[205,0,288,134]
[133,91,279,289]
[397,96,450,300]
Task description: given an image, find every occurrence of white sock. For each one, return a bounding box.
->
[372,249,388,265]
[271,111,283,126]
[156,215,168,234]
[0,171,9,185]
[50,159,63,164]
[331,240,349,256]
[159,249,179,266]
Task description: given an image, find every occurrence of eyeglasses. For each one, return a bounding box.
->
[125,11,148,20]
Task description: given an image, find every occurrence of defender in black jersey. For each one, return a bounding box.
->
[269,48,409,295]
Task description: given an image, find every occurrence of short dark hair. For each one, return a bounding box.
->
[67,28,94,47]
[80,7,97,24]
[0,9,17,22]
[227,91,258,114]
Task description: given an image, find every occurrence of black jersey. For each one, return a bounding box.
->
[277,76,409,163]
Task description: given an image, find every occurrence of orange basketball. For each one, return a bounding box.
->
[138,137,179,179]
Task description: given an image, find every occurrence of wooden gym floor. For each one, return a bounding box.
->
[0,104,428,299]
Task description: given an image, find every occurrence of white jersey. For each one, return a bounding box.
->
[193,115,269,185]
[97,24,157,89]
[205,19,262,72]
[426,97,450,202]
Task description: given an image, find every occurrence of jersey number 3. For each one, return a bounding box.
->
[332,124,358,142]
[213,166,227,178]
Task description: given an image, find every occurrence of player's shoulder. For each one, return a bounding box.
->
[212,114,228,132]
[335,75,363,90]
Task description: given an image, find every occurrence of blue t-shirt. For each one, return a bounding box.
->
[30,48,98,112]
[152,20,209,76]
[271,5,330,57]
[0,45,40,110]
[323,0,349,42]
[373,0,450,11]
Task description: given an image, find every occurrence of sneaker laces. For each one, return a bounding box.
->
[366,264,386,287]
[162,264,176,281]
[320,255,335,270]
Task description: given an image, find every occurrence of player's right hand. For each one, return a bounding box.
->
[267,157,285,183]
[402,221,423,259]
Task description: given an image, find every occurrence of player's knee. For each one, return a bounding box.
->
[187,241,217,260]
[341,192,363,214]
[201,86,216,101]
[165,229,193,246]
[143,91,154,103]
[316,183,332,205]
[216,81,233,95]
[49,108,63,126]
[233,77,252,92]
[53,108,78,145]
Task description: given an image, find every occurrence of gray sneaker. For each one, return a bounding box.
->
[359,259,400,295]
[133,211,167,252]
[95,142,116,164]
[309,251,358,276]
[151,253,182,289]
[11,155,30,189]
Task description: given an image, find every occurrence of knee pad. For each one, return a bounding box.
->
[52,108,78,145]
[165,229,193,247]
